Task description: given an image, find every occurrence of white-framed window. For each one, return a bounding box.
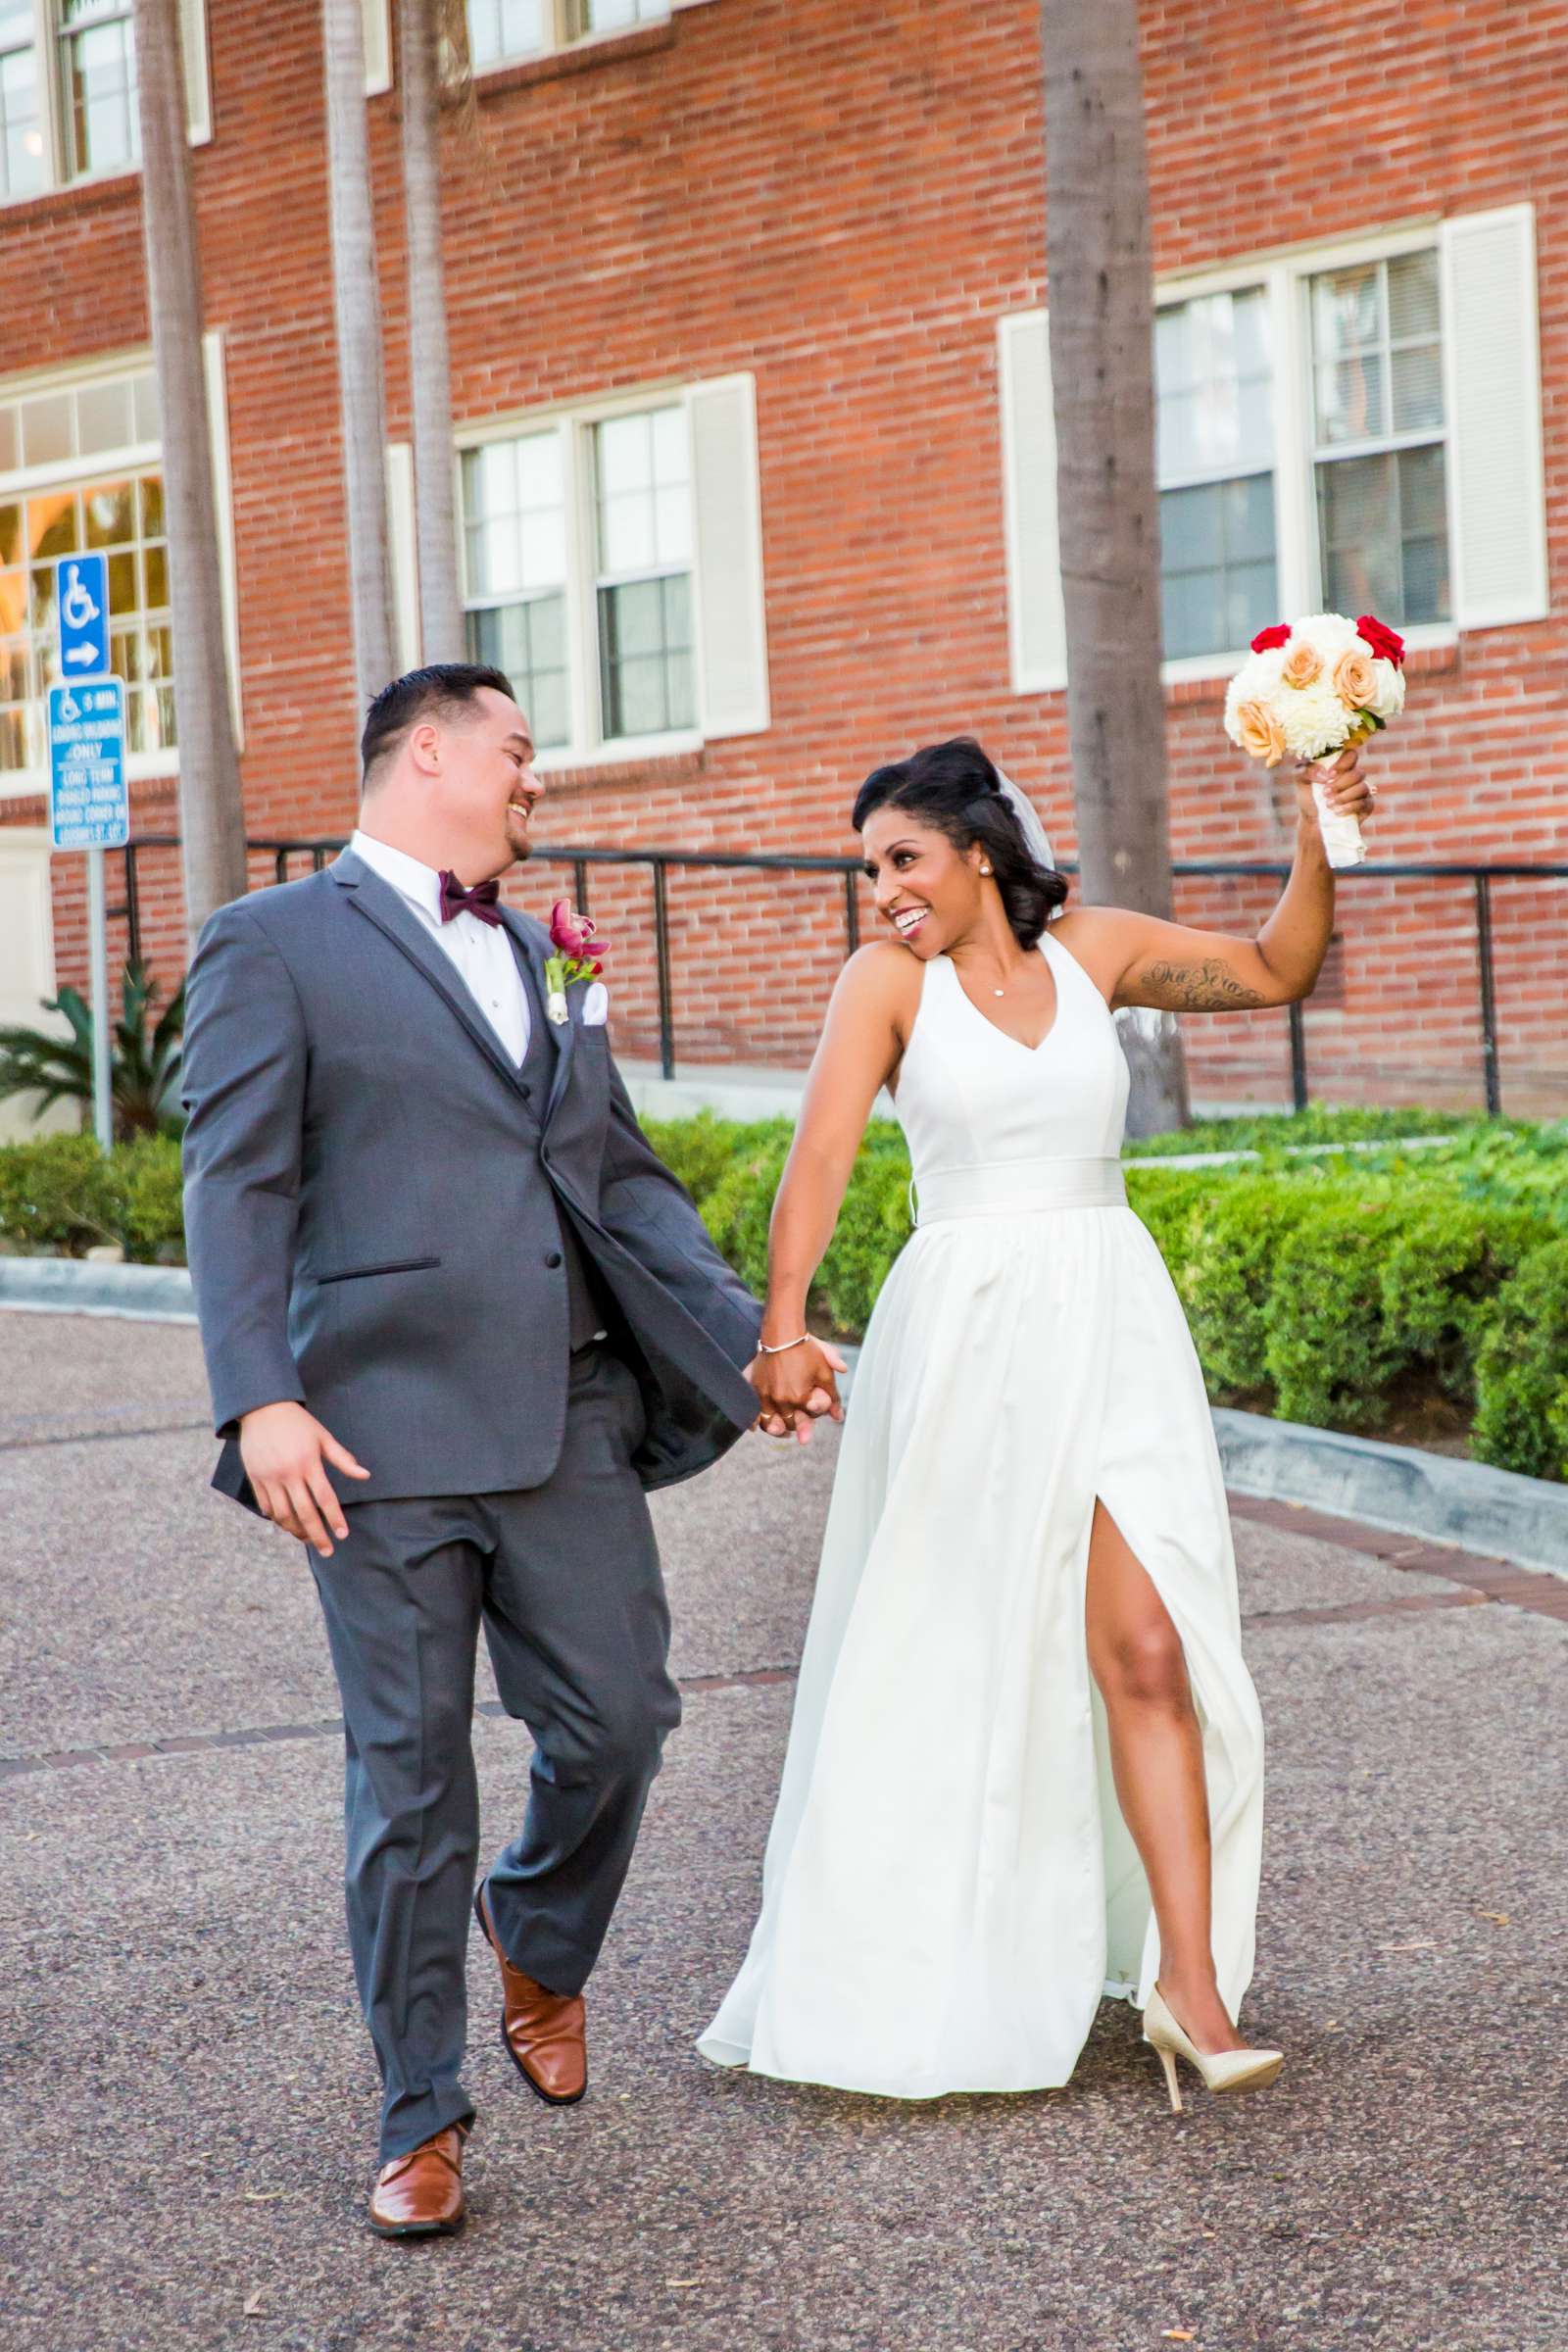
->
[0,0,209,202]
[999,205,1548,692]
[464,0,668,73]
[415,372,767,762]
[0,340,240,801]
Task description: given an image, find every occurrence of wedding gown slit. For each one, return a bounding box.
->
[700,926,1265,2098]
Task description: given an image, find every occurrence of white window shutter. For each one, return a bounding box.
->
[202,329,244,743]
[364,0,393,95]
[181,0,213,145]
[998,311,1066,694]
[385,443,422,673]
[687,372,771,740]
[1441,205,1548,630]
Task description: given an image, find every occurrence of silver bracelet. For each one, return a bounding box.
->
[757,1332,810,1356]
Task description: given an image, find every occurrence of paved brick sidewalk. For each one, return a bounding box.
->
[3,1315,1564,2351]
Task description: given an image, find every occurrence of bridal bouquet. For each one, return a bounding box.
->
[1223,612,1405,868]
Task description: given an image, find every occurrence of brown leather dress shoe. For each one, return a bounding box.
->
[474,1882,587,2105]
[368,2125,467,2239]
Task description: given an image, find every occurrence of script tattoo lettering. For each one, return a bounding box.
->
[1135,958,1267,1012]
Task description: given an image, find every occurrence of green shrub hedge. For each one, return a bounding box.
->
[5,1110,1567,1481]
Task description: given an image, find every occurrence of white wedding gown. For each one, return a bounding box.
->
[699,925,1265,2098]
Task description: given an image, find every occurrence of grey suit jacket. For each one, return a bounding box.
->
[180,850,763,1506]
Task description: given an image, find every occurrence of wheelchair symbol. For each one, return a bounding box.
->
[61,564,101,630]
[58,689,82,725]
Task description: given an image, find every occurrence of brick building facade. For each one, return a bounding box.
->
[2,0,1565,1120]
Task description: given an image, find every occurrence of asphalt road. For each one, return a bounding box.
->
[2,1313,1564,2352]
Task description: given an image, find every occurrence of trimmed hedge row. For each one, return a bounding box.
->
[4,1115,1567,1482]
[646,1114,1568,1484]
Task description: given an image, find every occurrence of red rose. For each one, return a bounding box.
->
[1249,623,1292,653]
[1355,613,1405,668]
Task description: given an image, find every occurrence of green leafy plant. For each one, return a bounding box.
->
[1472,1240,1568,1480]
[0,958,185,1140]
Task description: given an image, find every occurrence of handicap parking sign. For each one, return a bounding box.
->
[48,679,129,852]
[57,551,111,677]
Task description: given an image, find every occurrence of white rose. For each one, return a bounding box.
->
[1365,659,1405,719]
[1292,612,1359,655]
[1275,675,1355,761]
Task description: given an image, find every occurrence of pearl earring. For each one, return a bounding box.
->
[979,863,993,876]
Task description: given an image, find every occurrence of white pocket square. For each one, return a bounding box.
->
[581,981,610,1027]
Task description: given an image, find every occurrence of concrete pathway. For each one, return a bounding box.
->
[2,1317,1564,2351]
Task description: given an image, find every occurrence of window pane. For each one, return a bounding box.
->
[1316,353,1386,448]
[1,36,46,201]
[1312,264,1382,366]
[1392,344,1444,435]
[0,503,19,566]
[599,572,693,738]
[598,414,653,499]
[465,592,569,748]
[601,489,655,575]
[76,377,132,455]
[86,480,135,547]
[1159,475,1277,660]
[1317,453,1403,620]
[1398,445,1449,622]
[0,406,17,471]
[65,13,140,180]
[1156,287,1273,483]
[30,491,79,561]
[462,432,564,603]
[581,0,669,27]
[466,0,545,69]
[1388,249,1441,343]
[131,369,160,442]
[21,395,74,468]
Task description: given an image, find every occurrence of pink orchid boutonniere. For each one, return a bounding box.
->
[545,900,610,1026]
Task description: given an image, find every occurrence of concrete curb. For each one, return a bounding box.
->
[1212,1408,1568,1580]
[0,1255,196,1322]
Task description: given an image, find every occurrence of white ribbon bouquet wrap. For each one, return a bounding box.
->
[1223,612,1406,869]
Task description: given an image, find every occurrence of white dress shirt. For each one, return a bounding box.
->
[350,830,530,1065]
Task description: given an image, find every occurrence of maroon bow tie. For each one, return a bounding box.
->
[438,871,503,928]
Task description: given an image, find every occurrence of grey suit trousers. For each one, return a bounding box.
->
[309,1346,677,2162]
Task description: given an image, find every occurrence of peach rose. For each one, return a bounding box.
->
[1280,641,1323,689]
[1235,699,1287,767]
[1332,647,1377,710]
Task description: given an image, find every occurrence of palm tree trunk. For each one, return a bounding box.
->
[1040,0,1189,1133]
[132,0,248,945]
[401,0,465,662]
[323,0,399,704]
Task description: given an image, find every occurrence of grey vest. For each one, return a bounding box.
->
[514,947,610,1353]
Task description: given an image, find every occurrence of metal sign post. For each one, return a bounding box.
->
[47,663,128,1156]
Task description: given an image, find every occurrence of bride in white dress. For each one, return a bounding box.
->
[702,735,1375,2109]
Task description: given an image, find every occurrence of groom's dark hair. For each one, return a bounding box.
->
[361,662,516,787]
[853,737,1068,948]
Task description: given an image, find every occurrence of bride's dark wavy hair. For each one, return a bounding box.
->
[852,737,1068,950]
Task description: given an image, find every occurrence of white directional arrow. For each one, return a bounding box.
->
[64,641,102,668]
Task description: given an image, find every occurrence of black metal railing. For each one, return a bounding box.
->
[120,838,1568,1116]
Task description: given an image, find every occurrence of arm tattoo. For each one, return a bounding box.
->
[1134,958,1267,1012]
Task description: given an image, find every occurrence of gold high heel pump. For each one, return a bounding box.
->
[1143,1984,1284,2113]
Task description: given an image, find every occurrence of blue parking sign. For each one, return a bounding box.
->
[57,551,111,678]
[48,680,128,852]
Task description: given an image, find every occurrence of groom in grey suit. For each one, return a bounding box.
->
[180,664,803,2237]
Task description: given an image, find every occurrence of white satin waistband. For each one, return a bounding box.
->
[912,1156,1127,1224]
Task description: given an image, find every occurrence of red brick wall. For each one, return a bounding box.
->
[7,0,1567,1111]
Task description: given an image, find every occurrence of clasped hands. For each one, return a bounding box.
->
[746,1334,848,1446]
